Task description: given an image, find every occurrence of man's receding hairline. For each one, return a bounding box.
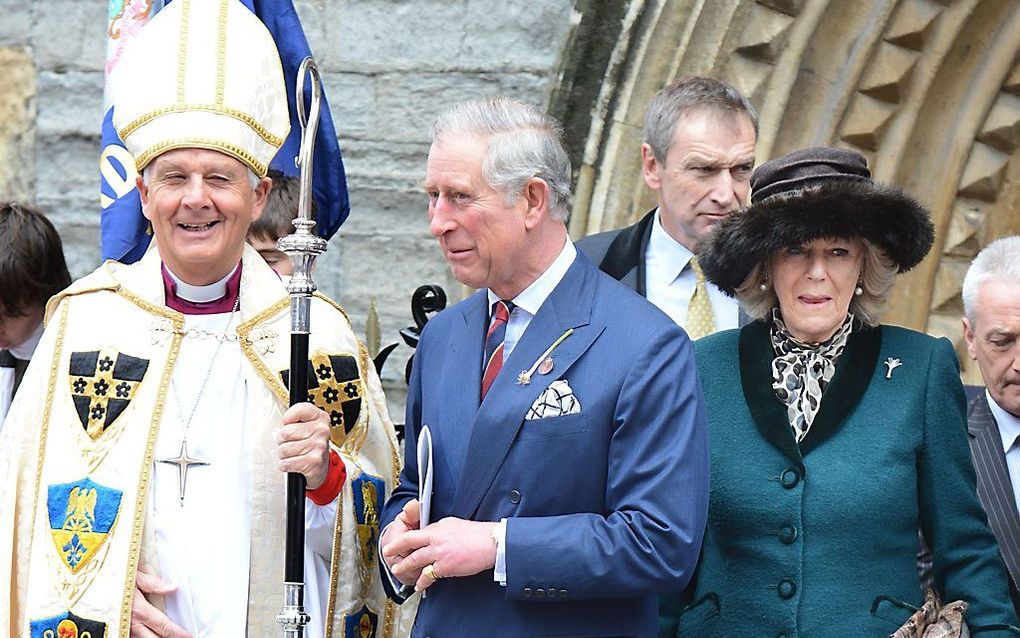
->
[673,106,758,138]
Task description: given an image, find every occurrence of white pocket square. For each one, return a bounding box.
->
[525,379,581,420]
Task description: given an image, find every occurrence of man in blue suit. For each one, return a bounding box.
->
[379,96,710,637]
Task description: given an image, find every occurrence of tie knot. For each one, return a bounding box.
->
[0,350,16,368]
[689,257,705,283]
[492,300,514,323]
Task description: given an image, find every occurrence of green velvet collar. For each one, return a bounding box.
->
[738,319,883,465]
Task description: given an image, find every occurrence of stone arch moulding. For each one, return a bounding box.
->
[563,0,1020,380]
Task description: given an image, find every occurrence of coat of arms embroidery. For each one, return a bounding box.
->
[68,348,148,440]
[281,352,363,447]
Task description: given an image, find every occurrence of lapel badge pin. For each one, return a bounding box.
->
[517,328,574,386]
[538,357,554,375]
[884,357,902,379]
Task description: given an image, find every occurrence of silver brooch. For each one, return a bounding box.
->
[884,357,902,379]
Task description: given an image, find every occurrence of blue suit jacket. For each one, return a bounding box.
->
[381,250,710,637]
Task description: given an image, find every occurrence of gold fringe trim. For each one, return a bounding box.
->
[26,302,70,631]
[117,105,286,149]
[324,487,345,638]
[312,292,352,325]
[118,295,184,637]
[45,281,119,326]
[135,139,268,177]
[237,298,291,405]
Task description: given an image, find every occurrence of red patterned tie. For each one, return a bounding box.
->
[481,300,514,398]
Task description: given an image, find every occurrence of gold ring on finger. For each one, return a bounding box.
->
[423,564,441,580]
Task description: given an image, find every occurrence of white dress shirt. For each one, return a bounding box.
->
[987,390,1020,516]
[644,209,738,332]
[486,238,577,363]
[0,320,43,432]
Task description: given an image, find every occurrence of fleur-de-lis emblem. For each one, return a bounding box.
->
[884,357,902,379]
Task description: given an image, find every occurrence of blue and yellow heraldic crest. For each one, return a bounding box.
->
[352,474,384,570]
[68,348,148,440]
[30,610,107,638]
[343,605,378,638]
[47,478,123,574]
[281,352,363,447]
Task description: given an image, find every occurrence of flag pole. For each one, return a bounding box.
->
[277,56,327,638]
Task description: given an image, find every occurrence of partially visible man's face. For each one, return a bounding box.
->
[643,108,756,253]
[964,278,1020,416]
[249,235,294,276]
[137,148,270,285]
[0,304,43,350]
[424,134,533,299]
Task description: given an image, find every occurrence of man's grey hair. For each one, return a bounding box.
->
[431,96,572,222]
[643,76,760,164]
[142,163,260,189]
[962,235,1020,324]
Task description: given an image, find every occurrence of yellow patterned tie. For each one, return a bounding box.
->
[686,257,716,340]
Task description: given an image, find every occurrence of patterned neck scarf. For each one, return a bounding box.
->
[770,308,854,442]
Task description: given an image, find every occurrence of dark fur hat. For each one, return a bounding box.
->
[699,147,934,295]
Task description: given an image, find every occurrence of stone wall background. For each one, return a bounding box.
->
[4,0,1018,400]
[0,0,580,417]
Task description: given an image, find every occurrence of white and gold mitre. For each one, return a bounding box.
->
[112,0,290,177]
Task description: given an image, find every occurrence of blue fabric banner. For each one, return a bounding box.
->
[99,0,164,263]
[246,0,350,241]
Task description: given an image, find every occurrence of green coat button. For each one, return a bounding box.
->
[779,525,798,544]
[780,468,800,488]
[778,578,797,599]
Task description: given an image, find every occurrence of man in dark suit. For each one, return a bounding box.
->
[379,97,710,637]
[0,202,71,432]
[962,234,1020,618]
[576,77,757,338]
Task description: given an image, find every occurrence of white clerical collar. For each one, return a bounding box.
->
[165,263,239,303]
[9,320,43,360]
[987,390,1020,455]
[487,238,576,317]
[649,208,695,282]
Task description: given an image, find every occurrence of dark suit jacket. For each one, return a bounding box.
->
[576,209,657,296]
[969,392,1020,618]
[576,209,750,327]
[380,250,710,637]
[0,350,29,417]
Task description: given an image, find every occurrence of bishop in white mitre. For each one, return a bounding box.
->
[0,1,415,636]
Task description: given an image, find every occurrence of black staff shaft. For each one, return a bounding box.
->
[285,329,310,583]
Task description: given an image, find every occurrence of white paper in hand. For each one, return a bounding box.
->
[417,425,434,529]
[417,425,434,597]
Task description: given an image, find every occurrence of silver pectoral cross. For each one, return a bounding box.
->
[157,440,209,506]
[884,357,903,379]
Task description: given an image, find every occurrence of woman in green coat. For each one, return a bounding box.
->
[661,147,1019,637]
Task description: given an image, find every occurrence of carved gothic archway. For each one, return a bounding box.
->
[565,0,1020,381]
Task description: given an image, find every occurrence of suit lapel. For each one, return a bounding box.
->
[450,255,603,519]
[597,208,655,297]
[799,324,882,455]
[968,394,1020,590]
[739,321,803,465]
[738,321,881,462]
[434,292,487,486]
